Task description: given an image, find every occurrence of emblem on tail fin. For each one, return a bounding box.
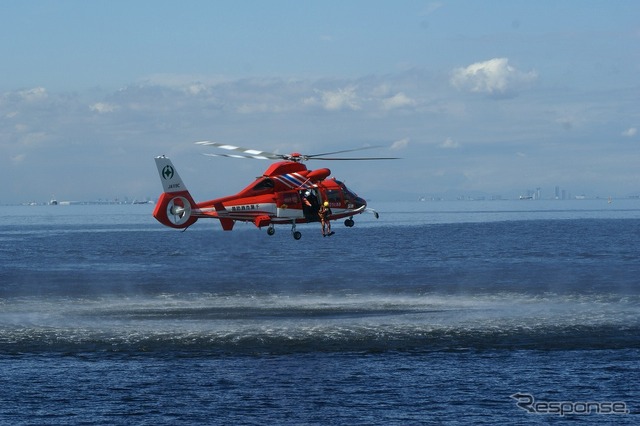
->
[162,165,174,180]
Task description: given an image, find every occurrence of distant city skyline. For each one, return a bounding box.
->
[17,183,635,206]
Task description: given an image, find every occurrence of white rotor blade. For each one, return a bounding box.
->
[195,141,282,159]
[202,153,273,160]
[196,140,400,162]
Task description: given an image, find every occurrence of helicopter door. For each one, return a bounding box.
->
[300,189,320,222]
[276,190,304,219]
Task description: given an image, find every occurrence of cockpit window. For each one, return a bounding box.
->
[336,182,358,201]
[326,189,342,204]
[252,178,274,191]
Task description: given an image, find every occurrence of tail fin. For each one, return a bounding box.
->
[153,156,198,229]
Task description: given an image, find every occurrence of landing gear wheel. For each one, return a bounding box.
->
[267,225,275,236]
[290,221,302,240]
[345,218,355,227]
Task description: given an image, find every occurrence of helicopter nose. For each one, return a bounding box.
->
[355,196,367,209]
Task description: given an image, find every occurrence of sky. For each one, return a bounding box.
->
[1,0,639,203]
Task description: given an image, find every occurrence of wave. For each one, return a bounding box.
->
[1,293,638,355]
[3,324,638,356]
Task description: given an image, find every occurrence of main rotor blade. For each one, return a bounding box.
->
[196,140,400,162]
[195,141,283,160]
[202,153,274,160]
[310,156,400,161]
[306,146,385,158]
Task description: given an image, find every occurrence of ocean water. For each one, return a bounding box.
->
[1,200,639,424]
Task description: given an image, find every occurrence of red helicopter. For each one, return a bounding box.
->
[153,141,397,239]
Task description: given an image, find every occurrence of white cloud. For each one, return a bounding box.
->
[450,58,537,97]
[440,137,460,149]
[382,92,416,110]
[185,83,210,96]
[372,84,391,97]
[318,86,361,111]
[622,127,637,137]
[19,87,48,102]
[90,102,117,113]
[391,138,409,150]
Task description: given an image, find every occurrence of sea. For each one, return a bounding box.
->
[1,199,639,425]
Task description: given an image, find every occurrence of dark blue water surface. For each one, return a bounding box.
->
[1,201,639,424]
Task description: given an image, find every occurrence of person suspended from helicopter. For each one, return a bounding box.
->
[302,191,312,207]
[319,201,334,237]
[301,189,320,221]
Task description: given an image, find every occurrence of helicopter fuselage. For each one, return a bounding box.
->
[153,156,368,237]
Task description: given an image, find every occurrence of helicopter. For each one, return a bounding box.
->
[153,141,398,239]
